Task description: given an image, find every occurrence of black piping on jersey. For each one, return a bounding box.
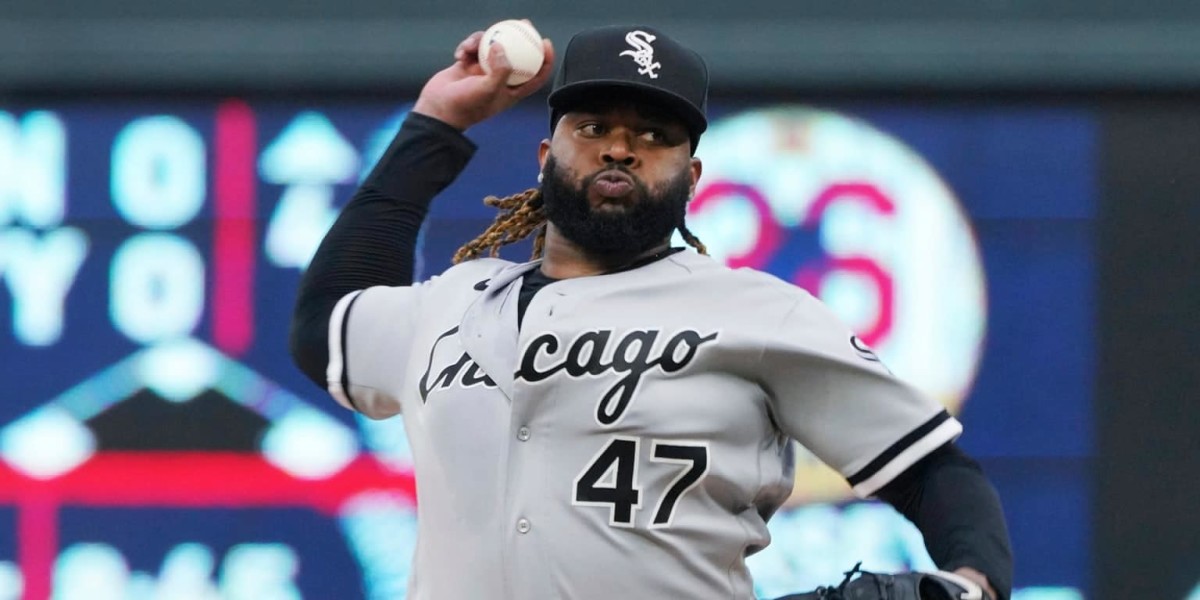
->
[338,291,365,412]
[846,409,952,488]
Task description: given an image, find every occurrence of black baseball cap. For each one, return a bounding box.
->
[547,25,709,153]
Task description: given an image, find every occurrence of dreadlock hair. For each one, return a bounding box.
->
[452,188,547,264]
[452,188,708,264]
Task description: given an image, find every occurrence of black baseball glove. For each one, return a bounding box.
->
[772,563,991,600]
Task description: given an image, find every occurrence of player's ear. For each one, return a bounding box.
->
[688,157,703,200]
[537,139,549,183]
[538,139,551,175]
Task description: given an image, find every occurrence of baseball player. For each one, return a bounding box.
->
[290,23,1013,600]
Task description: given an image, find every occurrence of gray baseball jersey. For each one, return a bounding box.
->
[325,250,962,599]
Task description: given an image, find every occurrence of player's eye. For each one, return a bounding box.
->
[640,128,668,144]
[578,122,606,137]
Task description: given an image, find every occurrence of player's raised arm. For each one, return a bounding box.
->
[288,27,555,416]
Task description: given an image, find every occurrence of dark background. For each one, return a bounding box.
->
[4,1,1200,92]
[1098,102,1200,599]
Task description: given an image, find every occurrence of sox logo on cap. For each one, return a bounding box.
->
[619,31,661,78]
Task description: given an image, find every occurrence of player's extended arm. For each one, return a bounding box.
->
[768,444,1010,600]
[756,294,1011,600]
[874,442,1013,600]
[288,29,555,390]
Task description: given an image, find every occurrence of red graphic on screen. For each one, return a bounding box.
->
[0,341,414,600]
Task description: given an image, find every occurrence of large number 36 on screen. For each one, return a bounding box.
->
[573,437,708,528]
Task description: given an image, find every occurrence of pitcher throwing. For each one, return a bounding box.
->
[290,22,1013,600]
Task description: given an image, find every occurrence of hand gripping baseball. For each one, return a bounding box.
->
[771,563,993,600]
[412,23,555,131]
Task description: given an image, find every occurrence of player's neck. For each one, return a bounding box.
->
[539,226,670,279]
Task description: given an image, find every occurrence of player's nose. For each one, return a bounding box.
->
[601,133,638,167]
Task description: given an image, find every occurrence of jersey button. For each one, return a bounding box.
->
[517,427,531,441]
[516,518,531,534]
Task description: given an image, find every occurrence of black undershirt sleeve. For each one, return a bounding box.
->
[874,442,1014,600]
[288,112,477,389]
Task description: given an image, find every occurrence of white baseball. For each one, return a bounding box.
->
[478,20,545,86]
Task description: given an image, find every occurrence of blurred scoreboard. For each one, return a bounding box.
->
[0,98,1095,599]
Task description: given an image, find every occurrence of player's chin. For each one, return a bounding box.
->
[590,202,637,217]
[587,192,640,213]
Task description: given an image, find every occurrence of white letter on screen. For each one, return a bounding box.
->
[0,111,67,228]
[111,116,206,229]
[110,233,205,344]
[0,227,88,346]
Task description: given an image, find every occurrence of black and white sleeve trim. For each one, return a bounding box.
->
[326,289,365,412]
[847,410,963,498]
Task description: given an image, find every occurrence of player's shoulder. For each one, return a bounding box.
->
[418,257,518,289]
[666,251,812,304]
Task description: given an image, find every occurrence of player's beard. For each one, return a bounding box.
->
[539,155,691,258]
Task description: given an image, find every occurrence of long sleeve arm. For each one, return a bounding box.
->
[288,112,477,389]
[875,442,1014,600]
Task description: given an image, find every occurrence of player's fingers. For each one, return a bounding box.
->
[454,31,485,63]
[483,42,515,86]
[536,39,555,82]
[509,38,555,94]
